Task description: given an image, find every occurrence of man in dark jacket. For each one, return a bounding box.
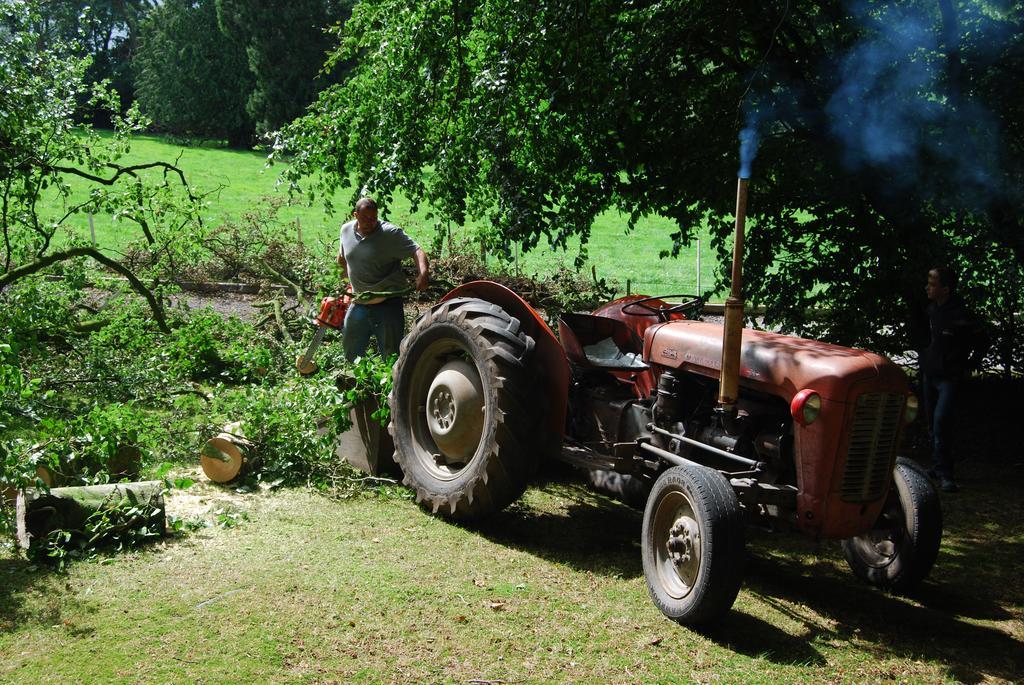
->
[920,266,990,492]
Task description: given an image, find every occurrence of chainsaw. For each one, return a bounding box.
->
[295,287,353,376]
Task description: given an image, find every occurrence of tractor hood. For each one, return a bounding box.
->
[644,320,903,402]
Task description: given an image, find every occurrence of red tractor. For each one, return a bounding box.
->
[385,183,942,625]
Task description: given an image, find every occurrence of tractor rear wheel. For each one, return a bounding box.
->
[842,457,942,593]
[641,465,745,625]
[389,298,539,521]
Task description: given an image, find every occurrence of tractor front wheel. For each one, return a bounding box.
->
[641,465,745,625]
[389,298,539,521]
[842,457,942,593]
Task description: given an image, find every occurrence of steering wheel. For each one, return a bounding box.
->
[620,294,704,322]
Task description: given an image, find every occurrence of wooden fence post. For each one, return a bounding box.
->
[696,237,702,294]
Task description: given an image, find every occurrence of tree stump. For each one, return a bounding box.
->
[15,481,166,552]
[331,376,399,478]
[108,445,142,480]
[200,422,255,483]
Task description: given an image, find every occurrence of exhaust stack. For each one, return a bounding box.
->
[717,177,748,411]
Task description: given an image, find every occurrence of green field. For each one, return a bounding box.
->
[47,133,721,297]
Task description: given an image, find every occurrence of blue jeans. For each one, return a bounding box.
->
[342,298,405,361]
[921,374,961,479]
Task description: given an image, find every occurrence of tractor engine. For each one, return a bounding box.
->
[564,310,915,540]
[649,370,792,485]
[567,365,793,487]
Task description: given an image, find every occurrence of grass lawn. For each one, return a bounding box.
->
[47,133,722,297]
[1,452,1021,684]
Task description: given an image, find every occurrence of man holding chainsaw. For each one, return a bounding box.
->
[337,197,430,361]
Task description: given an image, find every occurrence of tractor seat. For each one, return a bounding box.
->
[558,313,649,371]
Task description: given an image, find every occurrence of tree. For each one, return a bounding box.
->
[282,0,1023,371]
[35,0,156,126]
[0,0,202,330]
[215,0,354,135]
[134,0,255,147]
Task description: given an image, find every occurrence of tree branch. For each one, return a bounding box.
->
[937,0,966,95]
[2,183,11,273]
[271,298,295,344]
[0,247,170,333]
[260,258,308,310]
[40,160,190,192]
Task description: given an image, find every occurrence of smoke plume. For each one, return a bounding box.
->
[738,112,759,180]
[825,2,1006,206]
[739,1,1012,209]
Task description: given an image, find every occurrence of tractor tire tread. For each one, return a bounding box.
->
[642,465,745,626]
[842,457,942,593]
[390,298,539,521]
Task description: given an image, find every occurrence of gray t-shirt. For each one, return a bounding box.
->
[339,220,419,295]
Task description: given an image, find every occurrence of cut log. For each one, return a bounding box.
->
[200,422,255,483]
[16,481,166,551]
[5,442,138,496]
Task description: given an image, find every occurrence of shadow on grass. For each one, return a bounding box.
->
[708,488,1022,678]
[469,462,1022,678]
[0,554,58,634]
[741,553,1024,683]
[473,479,644,579]
[700,608,828,666]
[0,532,196,637]
[915,536,1022,622]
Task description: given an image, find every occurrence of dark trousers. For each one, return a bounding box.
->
[342,298,405,361]
[921,373,961,479]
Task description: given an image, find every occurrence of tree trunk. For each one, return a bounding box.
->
[15,481,166,551]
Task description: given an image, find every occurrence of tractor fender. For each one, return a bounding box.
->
[441,281,569,461]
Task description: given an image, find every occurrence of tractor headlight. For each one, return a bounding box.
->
[904,393,919,424]
[790,389,822,426]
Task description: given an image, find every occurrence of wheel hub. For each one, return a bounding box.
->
[652,492,703,600]
[432,389,456,430]
[852,496,904,567]
[667,518,700,567]
[425,359,484,463]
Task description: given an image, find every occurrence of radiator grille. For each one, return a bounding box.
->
[840,392,904,502]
